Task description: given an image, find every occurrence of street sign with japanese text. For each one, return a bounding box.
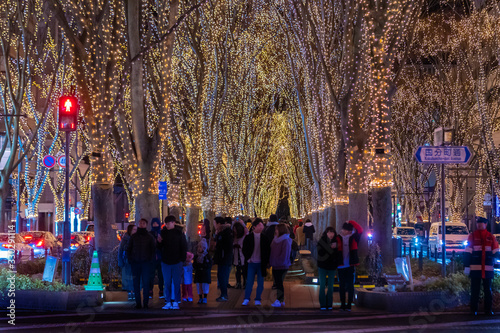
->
[415,146,471,164]
[159,181,168,200]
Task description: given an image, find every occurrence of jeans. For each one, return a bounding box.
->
[197,283,210,295]
[235,264,247,286]
[217,264,232,298]
[161,262,183,303]
[245,262,264,300]
[470,277,493,312]
[338,266,355,308]
[318,267,336,308]
[150,259,164,293]
[131,261,152,306]
[272,269,288,302]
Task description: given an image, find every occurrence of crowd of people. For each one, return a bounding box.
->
[118,213,362,311]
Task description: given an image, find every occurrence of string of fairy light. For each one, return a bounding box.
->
[3,0,500,226]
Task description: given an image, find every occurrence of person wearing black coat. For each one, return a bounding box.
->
[303,219,315,250]
[213,216,233,302]
[193,238,212,304]
[316,227,340,310]
[241,218,271,306]
[157,215,188,310]
[127,218,156,309]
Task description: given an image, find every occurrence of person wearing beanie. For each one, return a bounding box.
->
[464,217,499,316]
[149,218,164,299]
[336,220,363,311]
[157,215,188,310]
[127,218,156,309]
[193,238,212,304]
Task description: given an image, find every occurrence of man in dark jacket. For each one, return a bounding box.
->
[149,218,164,299]
[158,215,188,310]
[127,218,156,309]
[317,227,340,310]
[336,220,363,311]
[263,214,279,241]
[214,216,233,302]
[303,219,315,251]
[241,218,271,306]
[464,217,499,316]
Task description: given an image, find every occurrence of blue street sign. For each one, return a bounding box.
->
[159,181,168,200]
[415,146,471,164]
[42,155,56,169]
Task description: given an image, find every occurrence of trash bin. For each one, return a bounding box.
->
[392,237,402,258]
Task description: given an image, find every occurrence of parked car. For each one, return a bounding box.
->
[19,231,60,257]
[393,227,418,246]
[85,223,94,232]
[0,233,32,262]
[428,222,469,255]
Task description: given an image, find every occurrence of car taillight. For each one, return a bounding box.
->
[36,240,43,247]
[2,244,12,248]
[86,236,91,242]
[24,235,32,240]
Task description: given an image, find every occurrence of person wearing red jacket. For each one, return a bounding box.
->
[464,217,499,316]
[336,220,363,311]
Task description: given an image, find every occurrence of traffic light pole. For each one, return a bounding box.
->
[441,163,446,277]
[62,131,71,285]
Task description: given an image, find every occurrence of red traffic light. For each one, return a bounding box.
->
[58,96,79,131]
[125,212,130,219]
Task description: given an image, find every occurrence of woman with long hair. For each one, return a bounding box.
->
[118,224,137,300]
[270,223,292,307]
[317,226,339,310]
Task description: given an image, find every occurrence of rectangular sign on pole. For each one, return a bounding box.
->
[159,181,168,200]
[415,146,471,164]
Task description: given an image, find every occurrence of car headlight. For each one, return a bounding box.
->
[463,240,468,246]
[439,240,443,245]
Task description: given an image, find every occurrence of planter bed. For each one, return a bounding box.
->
[355,288,469,313]
[0,290,104,311]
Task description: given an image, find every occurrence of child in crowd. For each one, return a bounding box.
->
[193,238,212,304]
[182,252,194,302]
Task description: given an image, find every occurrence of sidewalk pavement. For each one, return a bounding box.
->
[104,280,378,314]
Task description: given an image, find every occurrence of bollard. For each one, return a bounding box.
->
[403,243,406,256]
[409,243,412,258]
[30,247,34,261]
[427,245,430,259]
[414,245,417,258]
[434,245,438,261]
[419,246,423,272]
[45,248,48,258]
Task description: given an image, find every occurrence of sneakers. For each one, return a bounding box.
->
[320,307,327,311]
[198,298,203,304]
[162,302,172,310]
[254,300,261,306]
[271,300,281,308]
[328,307,333,310]
[242,299,250,306]
[182,298,187,302]
[187,297,193,302]
[216,296,228,302]
[172,302,180,310]
[202,298,207,304]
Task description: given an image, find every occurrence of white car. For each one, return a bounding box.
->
[0,233,33,262]
[428,222,469,254]
[393,227,418,246]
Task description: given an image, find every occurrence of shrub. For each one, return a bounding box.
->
[16,258,46,275]
[416,273,470,296]
[0,267,82,295]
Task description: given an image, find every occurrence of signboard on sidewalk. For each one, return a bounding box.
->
[159,181,167,200]
[415,146,471,164]
[42,256,58,282]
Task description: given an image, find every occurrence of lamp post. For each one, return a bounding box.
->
[434,127,454,277]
